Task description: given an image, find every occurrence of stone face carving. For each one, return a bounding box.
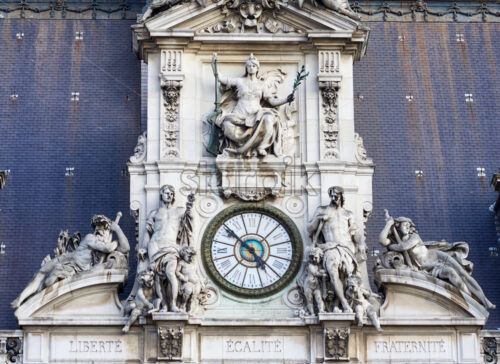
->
[378,210,496,311]
[319,81,339,159]
[200,0,303,34]
[324,327,349,361]
[211,53,294,158]
[129,131,147,164]
[161,80,182,159]
[307,186,363,313]
[12,213,129,309]
[158,326,183,361]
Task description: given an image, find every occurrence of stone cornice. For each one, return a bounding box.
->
[1,0,498,22]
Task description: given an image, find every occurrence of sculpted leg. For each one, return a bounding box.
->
[367,306,383,332]
[257,115,276,156]
[11,272,46,308]
[313,289,325,313]
[326,264,352,313]
[165,261,180,312]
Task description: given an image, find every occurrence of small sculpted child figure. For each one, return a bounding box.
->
[122,269,159,333]
[345,275,382,332]
[176,246,205,314]
[298,247,327,315]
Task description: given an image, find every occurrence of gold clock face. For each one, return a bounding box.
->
[201,204,303,298]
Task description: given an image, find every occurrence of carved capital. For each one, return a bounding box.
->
[158,326,183,361]
[324,327,349,361]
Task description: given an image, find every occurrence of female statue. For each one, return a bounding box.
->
[212,53,294,158]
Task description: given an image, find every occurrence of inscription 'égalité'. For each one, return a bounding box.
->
[225,339,282,353]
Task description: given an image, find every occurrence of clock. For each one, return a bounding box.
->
[201,204,303,298]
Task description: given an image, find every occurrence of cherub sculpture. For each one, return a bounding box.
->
[297,247,327,315]
[345,275,382,332]
[122,269,159,333]
[209,53,295,158]
[177,246,206,314]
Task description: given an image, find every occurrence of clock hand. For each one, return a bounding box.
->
[224,226,266,270]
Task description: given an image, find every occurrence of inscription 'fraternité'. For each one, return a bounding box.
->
[375,339,447,353]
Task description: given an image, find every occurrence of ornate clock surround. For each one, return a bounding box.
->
[201,203,304,298]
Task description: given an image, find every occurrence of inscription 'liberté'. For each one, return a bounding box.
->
[225,339,282,353]
[69,340,123,353]
[375,339,447,353]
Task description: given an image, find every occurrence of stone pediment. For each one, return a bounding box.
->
[134,0,369,58]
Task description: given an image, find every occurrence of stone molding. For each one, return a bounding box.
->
[15,269,128,326]
[1,1,498,22]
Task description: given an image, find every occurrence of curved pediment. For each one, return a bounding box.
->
[15,269,127,326]
[376,268,489,326]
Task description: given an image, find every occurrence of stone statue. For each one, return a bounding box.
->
[379,210,495,311]
[345,275,382,332]
[211,53,294,158]
[145,185,194,312]
[297,247,328,315]
[295,0,359,20]
[307,186,362,313]
[141,0,205,22]
[176,246,206,314]
[122,269,159,333]
[12,213,129,309]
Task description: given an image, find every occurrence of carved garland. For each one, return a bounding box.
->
[161,81,182,159]
[319,81,339,159]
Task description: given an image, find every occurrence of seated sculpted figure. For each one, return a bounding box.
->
[307,186,363,313]
[146,185,188,312]
[212,53,294,158]
[12,214,129,309]
[379,211,495,310]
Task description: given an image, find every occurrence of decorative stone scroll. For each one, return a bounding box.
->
[354,132,372,165]
[129,131,147,164]
[319,81,340,159]
[216,156,287,201]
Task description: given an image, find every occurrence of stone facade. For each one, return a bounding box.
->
[1,1,500,364]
